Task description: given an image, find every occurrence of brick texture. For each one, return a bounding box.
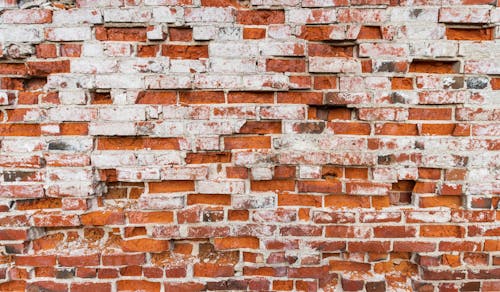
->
[0,0,499,291]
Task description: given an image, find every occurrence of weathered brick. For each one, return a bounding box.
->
[0,1,497,289]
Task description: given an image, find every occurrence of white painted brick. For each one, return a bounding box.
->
[144,75,192,89]
[196,180,245,194]
[147,25,165,40]
[103,8,151,22]
[95,74,143,89]
[184,8,235,23]
[45,27,92,41]
[146,121,185,137]
[116,167,161,182]
[136,152,183,165]
[299,165,321,179]
[161,166,209,180]
[259,41,305,56]
[260,105,306,120]
[251,167,273,180]
[170,60,207,73]
[411,41,458,58]
[459,42,500,58]
[390,7,438,22]
[152,7,179,23]
[58,90,87,105]
[210,58,257,73]
[82,43,104,57]
[70,59,118,74]
[242,74,289,91]
[193,74,242,89]
[209,42,259,57]
[439,7,490,23]
[288,8,336,23]
[465,60,500,74]
[217,27,242,40]
[193,26,218,40]
[98,107,146,121]
[52,8,103,24]
[399,25,445,40]
[48,106,97,121]
[104,43,133,57]
[309,57,361,73]
[91,153,137,168]
[47,168,93,182]
[89,122,137,136]
[186,121,244,135]
[268,25,292,39]
[118,58,169,74]
[0,27,42,42]
[359,43,409,57]
[139,195,184,210]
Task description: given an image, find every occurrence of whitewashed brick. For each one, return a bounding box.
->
[103,8,151,22]
[144,75,192,89]
[196,180,245,194]
[309,57,361,73]
[53,9,103,24]
[71,59,118,74]
[152,7,180,22]
[439,7,490,23]
[89,122,137,136]
[96,74,143,89]
[45,27,92,41]
[184,8,235,23]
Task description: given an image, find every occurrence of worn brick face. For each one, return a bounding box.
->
[0,0,498,291]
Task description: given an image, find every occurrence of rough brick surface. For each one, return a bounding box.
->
[0,0,499,291]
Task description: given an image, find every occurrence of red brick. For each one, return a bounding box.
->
[408,108,452,120]
[149,181,194,193]
[116,280,160,292]
[193,263,234,277]
[97,137,179,150]
[36,44,57,58]
[136,91,176,104]
[169,27,193,41]
[102,254,145,266]
[96,26,147,41]
[251,180,295,192]
[187,194,231,205]
[179,91,224,104]
[277,92,322,104]
[409,60,459,74]
[243,27,266,39]
[27,60,70,76]
[80,211,125,226]
[214,237,260,249]
[120,239,170,252]
[358,26,382,39]
[60,44,81,57]
[58,254,100,267]
[446,27,493,40]
[161,45,208,59]
[228,91,274,103]
[375,123,418,136]
[237,10,285,25]
[266,59,306,72]
[137,45,160,57]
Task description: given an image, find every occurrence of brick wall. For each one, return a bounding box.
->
[0,0,499,291]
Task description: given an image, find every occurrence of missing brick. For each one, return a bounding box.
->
[389,180,416,205]
[309,105,352,121]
